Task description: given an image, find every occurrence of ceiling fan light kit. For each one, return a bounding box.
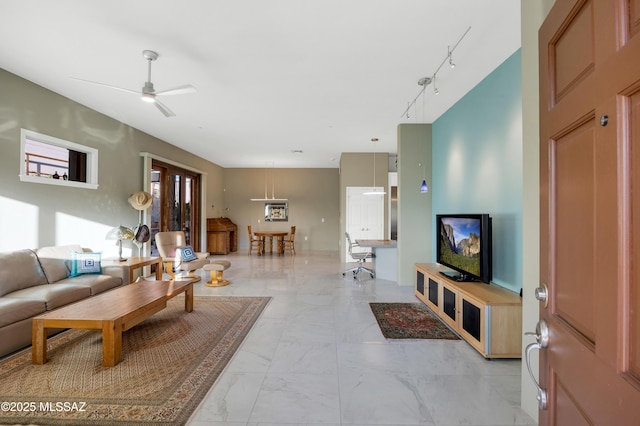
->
[71,49,196,117]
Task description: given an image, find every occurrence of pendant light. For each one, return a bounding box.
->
[419,162,429,193]
[364,139,386,196]
[250,162,288,201]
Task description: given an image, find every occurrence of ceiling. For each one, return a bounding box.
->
[0,1,520,168]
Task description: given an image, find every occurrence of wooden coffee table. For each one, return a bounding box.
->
[32,279,194,367]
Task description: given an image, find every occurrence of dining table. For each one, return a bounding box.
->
[253,231,289,256]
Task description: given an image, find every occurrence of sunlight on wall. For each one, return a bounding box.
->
[0,196,39,251]
[55,212,126,257]
[445,139,464,207]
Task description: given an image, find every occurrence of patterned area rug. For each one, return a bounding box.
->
[0,296,270,425]
[370,302,460,340]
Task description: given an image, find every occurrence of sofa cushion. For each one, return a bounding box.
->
[0,298,46,327]
[56,274,122,295]
[69,251,102,277]
[0,249,48,296]
[36,244,83,283]
[7,283,91,311]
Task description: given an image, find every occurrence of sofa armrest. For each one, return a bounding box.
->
[102,265,128,285]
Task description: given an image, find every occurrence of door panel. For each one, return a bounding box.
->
[633,91,640,380]
[346,187,384,261]
[551,118,596,343]
[169,172,182,232]
[539,0,640,423]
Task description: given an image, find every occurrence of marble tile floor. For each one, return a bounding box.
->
[183,250,537,426]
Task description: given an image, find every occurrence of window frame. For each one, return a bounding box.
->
[19,129,99,189]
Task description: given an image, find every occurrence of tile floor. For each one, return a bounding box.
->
[185,250,537,426]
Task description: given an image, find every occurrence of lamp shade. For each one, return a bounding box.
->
[106,225,135,241]
[420,180,429,193]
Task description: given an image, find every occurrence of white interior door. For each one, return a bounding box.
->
[346,187,384,262]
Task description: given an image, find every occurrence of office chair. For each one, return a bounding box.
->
[342,232,375,279]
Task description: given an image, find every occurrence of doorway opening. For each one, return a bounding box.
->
[150,160,201,256]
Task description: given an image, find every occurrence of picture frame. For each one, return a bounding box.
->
[265,203,288,222]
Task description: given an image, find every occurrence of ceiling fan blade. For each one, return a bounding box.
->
[154,99,175,117]
[70,77,138,95]
[155,84,197,96]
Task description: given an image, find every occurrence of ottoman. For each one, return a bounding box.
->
[203,260,231,287]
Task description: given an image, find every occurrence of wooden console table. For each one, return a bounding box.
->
[415,263,522,359]
[32,279,194,367]
[103,256,162,284]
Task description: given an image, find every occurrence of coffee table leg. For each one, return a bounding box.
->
[185,284,194,312]
[102,320,122,367]
[32,319,46,364]
[155,259,163,280]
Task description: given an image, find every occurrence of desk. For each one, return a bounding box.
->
[254,231,288,255]
[103,256,162,284]
[356,240,398,281]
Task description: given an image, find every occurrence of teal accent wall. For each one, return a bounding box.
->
[432,49,522,293]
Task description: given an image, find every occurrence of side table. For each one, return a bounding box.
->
[103,256,163,284]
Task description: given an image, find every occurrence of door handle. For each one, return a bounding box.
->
[524,320,549,410]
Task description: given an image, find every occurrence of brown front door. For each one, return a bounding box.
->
[538,0,640,424]
[150,160,201,255]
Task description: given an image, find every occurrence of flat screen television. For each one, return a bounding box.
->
[436,213,492,283]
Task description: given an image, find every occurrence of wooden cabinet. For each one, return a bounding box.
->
[415,263,522,359]
[206,218,238,255]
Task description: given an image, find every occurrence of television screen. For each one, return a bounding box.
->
[436,214,492,283]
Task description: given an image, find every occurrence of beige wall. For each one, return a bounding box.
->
[397,124,432,286]
[339,152,389,260]
[222,168,340,251]
[520,0,555,419]
[0,68,224,255]
[0,67,341,256]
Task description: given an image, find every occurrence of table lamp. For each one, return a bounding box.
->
[106,225,135,261]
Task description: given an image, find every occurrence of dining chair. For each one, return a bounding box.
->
[280,226,296,255]
[247,225,262,255]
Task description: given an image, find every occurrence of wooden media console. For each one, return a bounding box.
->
[415,263,522,359]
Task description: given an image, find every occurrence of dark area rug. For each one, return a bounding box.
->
[0,296,270,425]
[370,302,460,340]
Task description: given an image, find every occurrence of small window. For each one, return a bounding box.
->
[19,129,98,189]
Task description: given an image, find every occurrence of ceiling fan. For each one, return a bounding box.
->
[72,50,196,117]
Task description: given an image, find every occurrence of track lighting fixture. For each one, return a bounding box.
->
[400,26,470,119]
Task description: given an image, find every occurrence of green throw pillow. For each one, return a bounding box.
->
[69,251,102,277]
